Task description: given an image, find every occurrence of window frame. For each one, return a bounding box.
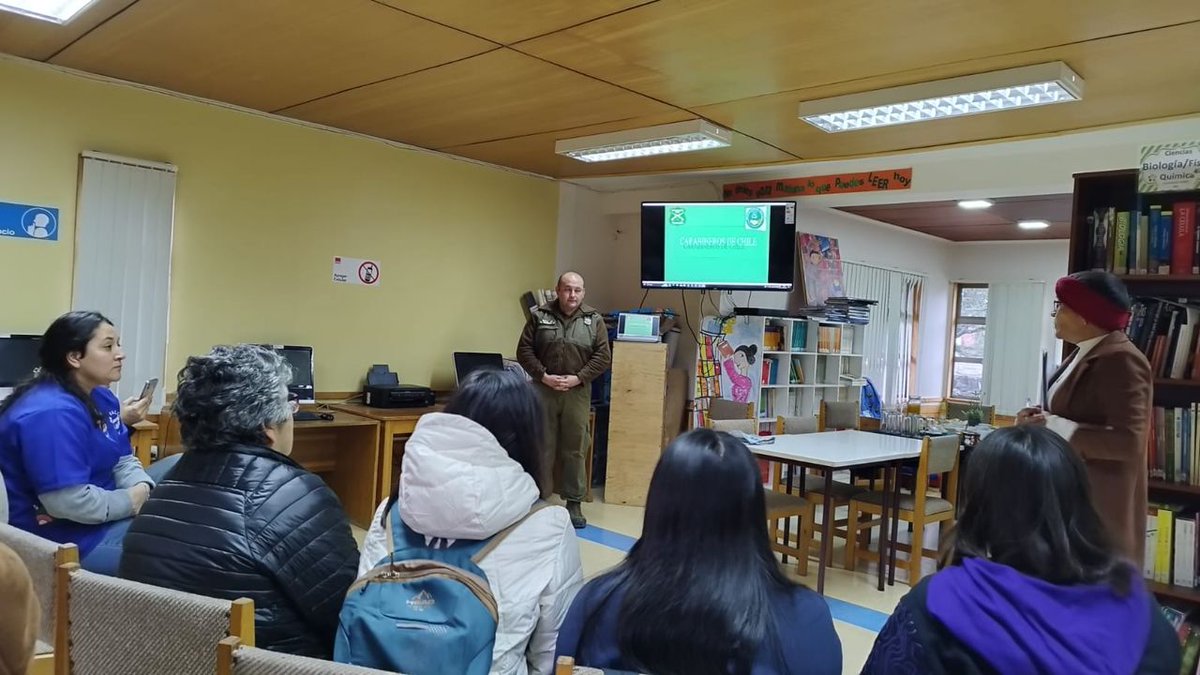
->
[947,283,988,401]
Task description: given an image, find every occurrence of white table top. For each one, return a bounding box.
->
[746,430,925,468]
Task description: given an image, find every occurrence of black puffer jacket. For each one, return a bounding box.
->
[119,444,359,658]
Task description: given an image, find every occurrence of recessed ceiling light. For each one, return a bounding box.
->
[1018,220,1050,230]
[798,62,1084,133]
[555,120,732,163]
[0,0,98,23]
[958,200,994,210]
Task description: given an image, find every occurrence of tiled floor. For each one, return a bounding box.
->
[353,494,944,675]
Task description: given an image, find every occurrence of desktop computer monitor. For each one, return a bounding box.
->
[0,334,41,385]
[0,334,41,401]
[453,352,504,386]
[260,344,315,404]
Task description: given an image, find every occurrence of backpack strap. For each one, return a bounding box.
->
[471,501,554,564]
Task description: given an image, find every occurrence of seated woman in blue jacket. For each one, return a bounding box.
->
[555,428,842,675]
[862,425,1181,674]
[119,344,359,658]
[0,311,167,575]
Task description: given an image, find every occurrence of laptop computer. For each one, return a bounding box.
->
[453,352,504,386]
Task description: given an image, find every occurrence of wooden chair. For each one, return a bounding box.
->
[710,418,811,576]
[158,403,186,458]
[0,525,79,672]
[216,637,397,675]
[818,399,861,431]
[706,398,754,422]
[773,416,862,567]
[554,655,641,675]
[54,562,254,675]
[845,434,961,586]
[942,400,997,425]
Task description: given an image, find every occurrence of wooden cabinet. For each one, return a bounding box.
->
[605,342,672,506]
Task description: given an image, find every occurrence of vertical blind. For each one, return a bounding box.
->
[981,281,1046,415]
[72,152,177,410]
[843,262,924,406]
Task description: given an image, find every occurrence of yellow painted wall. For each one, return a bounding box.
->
[0,58,558,391]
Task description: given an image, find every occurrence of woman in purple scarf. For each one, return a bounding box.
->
[862,425,1180,675]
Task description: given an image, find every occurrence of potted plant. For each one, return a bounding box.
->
[965,400,984,428]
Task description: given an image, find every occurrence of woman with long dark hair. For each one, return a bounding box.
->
[863,425,1180,674]
[0,311,165,575]
[354,367,583,675]
[555,428,841,675]
[1018,271,1152,562]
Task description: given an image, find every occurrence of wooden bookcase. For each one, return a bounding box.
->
[1069,168,1200,605]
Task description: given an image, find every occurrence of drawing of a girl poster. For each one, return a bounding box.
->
[713,318,762,405]
[797,233,845,305]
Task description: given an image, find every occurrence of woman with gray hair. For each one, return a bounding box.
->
[118,344,358,658]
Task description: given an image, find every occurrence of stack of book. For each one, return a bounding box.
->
[1087,201,1198,275]
[1149,405,1200,485]
[823,297,876,325]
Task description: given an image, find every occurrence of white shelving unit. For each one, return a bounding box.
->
[755,317,865,429]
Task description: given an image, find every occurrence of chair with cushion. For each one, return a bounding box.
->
[706,398,754,423]
[217,637,396,675]
[845,433,961,586]
[54,562,253,675]
[709,418,811,575]
[942,400,997,425]
[0,524,78,669]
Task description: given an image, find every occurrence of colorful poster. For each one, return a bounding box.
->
[693,315,764,428]
[722,168,912,201]
[797,233,845,306]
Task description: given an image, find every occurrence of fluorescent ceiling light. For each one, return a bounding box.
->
[555,120,732,163]
[799,62,1084,133]
[0,0,98,23]
[1018,220,1050,230]
[958,199,993,210]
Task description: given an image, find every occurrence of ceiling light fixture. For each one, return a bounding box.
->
[958,200,994,210]
[0,0,98,23]
[555,120,732,163]
[798,62,1084,133]
[1018,220,1050,230]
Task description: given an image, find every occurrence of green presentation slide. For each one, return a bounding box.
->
[663,204,771,285]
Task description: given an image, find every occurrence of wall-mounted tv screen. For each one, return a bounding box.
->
[641,201,796,290]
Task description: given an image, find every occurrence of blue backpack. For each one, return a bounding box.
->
[334,502,549,674]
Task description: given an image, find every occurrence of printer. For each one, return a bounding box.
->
[362,364,436,409]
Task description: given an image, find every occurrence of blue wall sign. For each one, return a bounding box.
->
[0,201,60,242]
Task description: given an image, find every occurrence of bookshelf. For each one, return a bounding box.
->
[1070,168,1200,606]
[757,317,864,426]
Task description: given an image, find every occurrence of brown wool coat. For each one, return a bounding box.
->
[1048,331,1153,564]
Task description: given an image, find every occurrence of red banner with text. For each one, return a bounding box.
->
[723,168,913,201]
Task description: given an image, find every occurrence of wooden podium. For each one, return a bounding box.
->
[605,341,684,506]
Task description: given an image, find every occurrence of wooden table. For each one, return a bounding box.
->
[747,430,925,595]
[330,403,443,507]
[289,412,381,528]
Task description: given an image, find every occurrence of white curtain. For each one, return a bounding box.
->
[843,262,924,406]
[72,152,177,411]
[981,281,1046,415]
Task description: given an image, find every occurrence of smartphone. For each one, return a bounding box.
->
[140,378,159,401]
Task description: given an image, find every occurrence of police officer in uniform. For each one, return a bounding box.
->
[517,272,611,528]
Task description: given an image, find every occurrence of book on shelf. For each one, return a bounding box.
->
[1148,404,1199,485]
[1145,502,1199,589]
[1159,604,1200,674]
[790,358,805,384]
[763,325,784,351]
[1086,198,1198,276]
[816,325,842,354]
[761,356,781,385]
[1125,299,1200,380]
[791,322,808,351]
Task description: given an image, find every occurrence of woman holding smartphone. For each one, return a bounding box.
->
[1017,271,1152,564]
[0,311,175,575]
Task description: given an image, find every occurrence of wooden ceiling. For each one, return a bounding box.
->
[838,194,1073,242]
[2,1,1199,178]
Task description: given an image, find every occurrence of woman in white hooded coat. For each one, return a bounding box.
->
[357,368,583,675]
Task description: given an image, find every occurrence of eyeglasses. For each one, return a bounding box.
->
[287,392,300,415]
[1051,300,1062,317]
